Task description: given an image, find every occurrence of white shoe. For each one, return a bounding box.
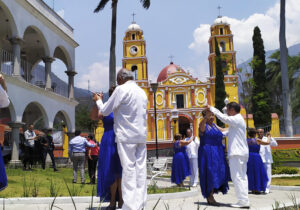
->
[265,189,270,194]
[230,201,250,208]
[192,183,197,187]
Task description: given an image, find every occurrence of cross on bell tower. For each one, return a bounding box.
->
[217,5,222,18]
[131,12,136,23]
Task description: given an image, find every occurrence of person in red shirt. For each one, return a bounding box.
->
[87,134,99,184]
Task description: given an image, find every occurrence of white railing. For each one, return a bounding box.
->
[1,48,68,98]
[0,49,14,76]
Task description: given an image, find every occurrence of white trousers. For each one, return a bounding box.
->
[189,158,198,186]
[229,156,249,204]
[264,163,272,191]
[117,143,147,210]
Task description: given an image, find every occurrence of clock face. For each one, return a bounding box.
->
[130,46,138,55]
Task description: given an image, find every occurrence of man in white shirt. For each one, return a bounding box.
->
[208,102,249,208]
[258,129,278,194]
[185,128,200,187]
[95,69,148,210]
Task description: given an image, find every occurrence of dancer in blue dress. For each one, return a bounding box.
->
[0,74,9,191]
[171,133,192,187]
[96,88,123,209]
[198,109,229,205]
[246,128,269,194]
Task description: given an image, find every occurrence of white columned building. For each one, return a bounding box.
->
[0,0,79,163]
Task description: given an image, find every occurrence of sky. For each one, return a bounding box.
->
[43,0,300,92]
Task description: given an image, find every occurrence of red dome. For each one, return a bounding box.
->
[157,62,185,82]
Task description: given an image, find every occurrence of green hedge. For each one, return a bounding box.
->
[272,149,300,162]
[272,166,299,175]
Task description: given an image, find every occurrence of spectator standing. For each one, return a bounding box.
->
[69,130,95,184]
[23,124,38,170]
[87,134,99,184]
[41,129,58,172]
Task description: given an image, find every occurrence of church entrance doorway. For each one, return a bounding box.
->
[179,116,191,138]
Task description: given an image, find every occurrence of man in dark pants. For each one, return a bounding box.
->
[41,129,58,172]
[23,124,37,170]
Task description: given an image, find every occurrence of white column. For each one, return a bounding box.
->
[10,37,23,77]
[43,57,55,90]
[8,121,24,164]
[65,70,77,99]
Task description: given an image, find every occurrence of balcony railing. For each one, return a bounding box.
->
[0,48,68,98]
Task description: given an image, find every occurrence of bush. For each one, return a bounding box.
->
[272,166,299,175]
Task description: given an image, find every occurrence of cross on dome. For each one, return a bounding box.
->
[131,12,136,23]
[168,55,174,63]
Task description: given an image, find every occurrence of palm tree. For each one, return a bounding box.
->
[279,0,293,136]
[94,0,150,89]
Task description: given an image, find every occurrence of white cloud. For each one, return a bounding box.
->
[189,0,300,77]
[57,9,65,19]
[77,61,120,92]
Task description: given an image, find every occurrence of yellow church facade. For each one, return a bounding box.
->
[95,17,280,143]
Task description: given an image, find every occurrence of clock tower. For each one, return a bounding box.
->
[122,21,148,82]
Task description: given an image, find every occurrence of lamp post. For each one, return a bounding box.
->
[150,83,159,159]
[171,100,179,135]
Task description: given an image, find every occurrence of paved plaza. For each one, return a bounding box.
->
[0,179,299,210]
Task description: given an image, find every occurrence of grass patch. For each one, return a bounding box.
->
[272,176,300,186]
[0,168,96,198]
[0,168,190,198]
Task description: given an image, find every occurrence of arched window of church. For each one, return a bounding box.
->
[131,65,138,80]
[220,41,226,52]
[222,61,228,75]
[132,34,136,40]
[220,28,224,35]
[176,94,184,109]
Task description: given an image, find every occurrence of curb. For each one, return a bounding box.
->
[0,189,200,205]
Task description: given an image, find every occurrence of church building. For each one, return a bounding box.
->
[96,16,280,143]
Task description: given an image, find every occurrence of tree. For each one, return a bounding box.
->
[266,51,300,118]
[214,37,226,127]
[75,104,98,132]
[280,0,293,136]
[250,26,271,128]
[94,0,151,89]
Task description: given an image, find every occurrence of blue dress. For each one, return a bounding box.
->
[198,123,229,198]
[0,149,7,191]
[97,113,122,201]
[247,138,268,192]
[171,140,191,184]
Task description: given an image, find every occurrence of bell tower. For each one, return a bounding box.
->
[122,19,148,81]
[208,15,239,103]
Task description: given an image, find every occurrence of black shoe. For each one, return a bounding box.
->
[73,180,77,184]
[54,169,58,172]
[81,181,85,184]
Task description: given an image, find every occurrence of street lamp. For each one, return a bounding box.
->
[150,82,159,159]
[171,100,179,136]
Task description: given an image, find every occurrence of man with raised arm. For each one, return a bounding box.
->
[208,102,249,208]
[94,68,148,210]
